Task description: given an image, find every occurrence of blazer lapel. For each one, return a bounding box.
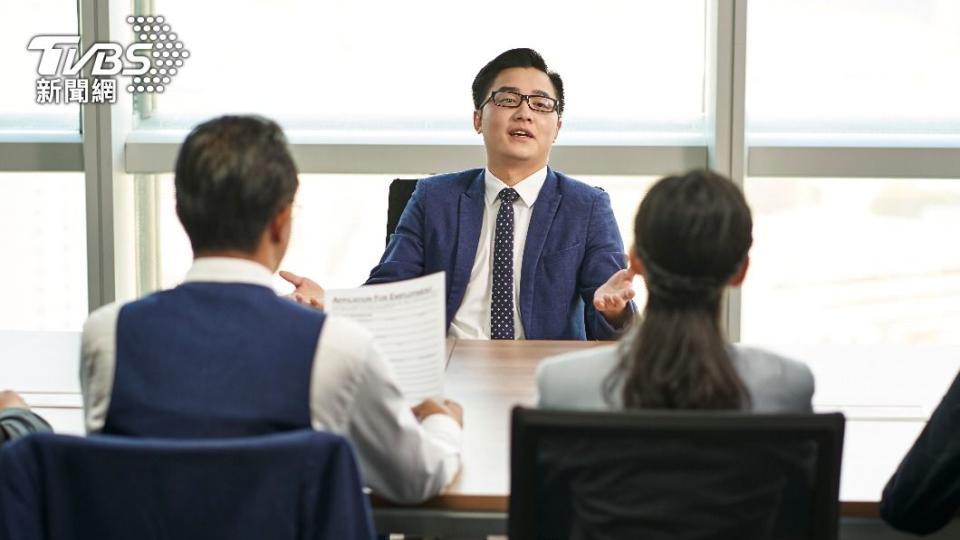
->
[519,168,562,335]
[448,170,485,323]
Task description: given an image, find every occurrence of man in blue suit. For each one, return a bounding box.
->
[285,48,635,340]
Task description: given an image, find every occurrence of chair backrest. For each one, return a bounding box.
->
[509,407,845,540]
[0,430,376,540]
[386,178,419,246]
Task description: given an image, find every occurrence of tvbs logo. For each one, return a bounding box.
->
[28,36,152,77]
[28,15,188,104]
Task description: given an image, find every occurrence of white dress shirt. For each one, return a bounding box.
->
[448,166,548,340]
[80,257,462,504]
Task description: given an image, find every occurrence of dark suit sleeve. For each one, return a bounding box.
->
[0,408,52,445]
[366,184,427,285]
[880,371,960,535]
[579,190,637,341]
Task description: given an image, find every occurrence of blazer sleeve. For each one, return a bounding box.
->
[0,409,52,444]
[579,189,636,340]
[880,370,960,535]
[366,183,427,285]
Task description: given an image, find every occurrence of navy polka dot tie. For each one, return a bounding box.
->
[491,188,519,340]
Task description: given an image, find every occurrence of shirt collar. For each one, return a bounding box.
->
[483,166,548,207]
[182,257,275,289]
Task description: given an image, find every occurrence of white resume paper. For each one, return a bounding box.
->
[325,272,446,404]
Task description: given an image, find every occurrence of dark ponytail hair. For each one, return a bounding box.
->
[606,169,753,410]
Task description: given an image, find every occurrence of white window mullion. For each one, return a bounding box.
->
[81,0,140,312]
[708,0,749,342]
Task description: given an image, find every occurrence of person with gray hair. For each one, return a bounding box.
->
[80,115,463,504]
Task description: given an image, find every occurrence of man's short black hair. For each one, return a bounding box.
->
[174,115,298,254]
[471,48,565,116]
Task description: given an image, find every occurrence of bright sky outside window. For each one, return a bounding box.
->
[0,173,87,331]
[748,0,960,140]
[142,1,706,144]
[0,1,80,133]
[742,177,960,345]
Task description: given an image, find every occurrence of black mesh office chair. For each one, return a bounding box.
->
[386,179,419,246]
[509,407,845,540]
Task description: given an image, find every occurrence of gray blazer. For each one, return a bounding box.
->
[537,342,814,413]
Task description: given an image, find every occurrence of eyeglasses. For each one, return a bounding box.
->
[482,90,559,114]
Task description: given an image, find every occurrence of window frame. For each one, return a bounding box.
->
[1,0,957,342]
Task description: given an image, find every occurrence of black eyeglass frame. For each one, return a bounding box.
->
[481,90,560,114]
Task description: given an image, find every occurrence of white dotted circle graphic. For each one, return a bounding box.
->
[181,50,190,58]
[171,51,180,58]
[146,16,154,23]
[139,33,147,40]
[162,76,170,83]
[133,25,141,31]
[152,51,160,57]
[156,86,164,92]
[161,51,169,57]
[174,59,183,66]
[175,42,183,49]
[146,85,154,92]
[126,16,135,23]
[136,16,144,23]
[126,85,134,92]
[169,68,177,75]
[156,16,164,23]
[136,85,144,92]
[133,77,141,83]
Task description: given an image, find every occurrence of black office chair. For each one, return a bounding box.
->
[386,178,419,246]
[509,407,845,540]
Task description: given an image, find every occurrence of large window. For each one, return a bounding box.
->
[742,177,960,345]
[0,0,81,133]
[4,0,960,466]
[747,0,960,139]
[146,174,405,291]
[0,4,85,335]
[0,173,87,331]
[141,1,708,143]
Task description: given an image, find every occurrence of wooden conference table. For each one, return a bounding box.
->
[373,339,595,537]
[372,338,937,538]
[2,332,949,536]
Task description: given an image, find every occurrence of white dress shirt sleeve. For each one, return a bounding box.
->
[79,302,122,434]
[310,316,462,504]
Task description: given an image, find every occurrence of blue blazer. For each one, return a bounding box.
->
[367,167,633,340]
[0,431,376,540]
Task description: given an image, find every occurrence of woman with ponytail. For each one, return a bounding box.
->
[537,169,813,412]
